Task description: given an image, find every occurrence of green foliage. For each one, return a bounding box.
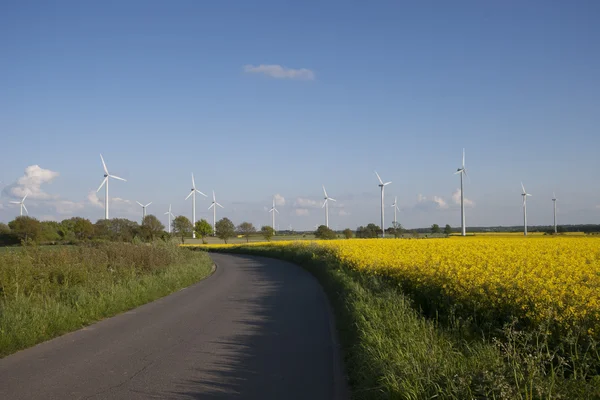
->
[444,224,452,235]
[315,225,337,240]
[141,215,165,242]
[8,216,42,244]
[356,223,381,238]
[94,218,139,243]
[260,225,275,241]
[431,223,441,234]
[343,228,353,239]
[194,219,213,240]
[0,223,10,234]
[215,217,235,243]
[237,222,256,242]
[40,221,61,243]
[172,216,193,243]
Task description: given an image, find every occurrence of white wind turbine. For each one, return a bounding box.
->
[164,204,175,234]
[521,182,532,236]
[269,197,279,233]
[136,201,152,222]
[10,193,28,216]
[322,185,336,228]
[391,196,400,228]
[97,154,126,220]
[375,171,391,238]
[454,148,468,236]
[552,192,557,234]
[208,190,224,236]
[185,173,207,238]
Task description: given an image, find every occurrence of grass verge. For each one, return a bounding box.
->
[0,242,213,357]
[205,244,600,399]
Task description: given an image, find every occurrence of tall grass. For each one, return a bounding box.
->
[206,244,600,399]
[0,242,213,357]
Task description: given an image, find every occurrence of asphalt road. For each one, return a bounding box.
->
[0,253,346,400]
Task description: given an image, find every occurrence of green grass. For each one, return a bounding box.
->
[0,242,213,357]
[205,244,600,399]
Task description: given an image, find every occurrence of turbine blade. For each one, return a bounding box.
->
[208,203,214,210]
[527,193,532,197]
[164,211,170,215]
[9,201,20,204]
[329,198,336,202]
[97,177,108,192]
[136,201,143,207]
[269,207,274,212]
[146,202,152,207]
[521,182,526,194]
[384,181,392,186]
[375,171,383,185]
[216,202,224,208]
[462,148,465,168]
[100,154,108,174]
[454,170,461,175]
[322,185,328,197]
[196,190,207,197]
[109,175,126,182]
[212,191,216,202]
[22,193,28,201]
[170,213,175,218]
[191,173,196,189]
[322,199,327,208]
[185,190,193,200]
[22,204,28,214]
[274,208,279,214]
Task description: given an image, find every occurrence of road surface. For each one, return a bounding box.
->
[0,253,346,399]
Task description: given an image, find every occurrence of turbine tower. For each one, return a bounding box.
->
[322,185,336,228]
[552,192,557,234]
[10,193,28,216]
[375,171,391,238]
[164,204,175,234]
[454,148,468,236]
[208,190,224,236]
[96,154,126,220]
[185,173,207,238]
[521,182,532,236]
[391,196,400,228]
[269,197,279,233]
[136,201,152,222]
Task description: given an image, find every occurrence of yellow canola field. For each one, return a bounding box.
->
[190,236,600,332]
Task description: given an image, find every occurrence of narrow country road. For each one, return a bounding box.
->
[0,254,346,400]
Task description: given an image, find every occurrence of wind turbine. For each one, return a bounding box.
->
[391,196,400,228]
[208,190,224,236]
[185,173,207,238]
[10,193,28,216]
[375,171,391,238]
[454,148,468,236]
[521,182,532,236]
[552,192,557,234]
[136,201,152,222]
[269,197,279,233]
[164,204,175,234]
[96,154,126,220]
[322,185,336,228]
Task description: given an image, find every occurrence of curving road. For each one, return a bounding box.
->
[0,253,346,400]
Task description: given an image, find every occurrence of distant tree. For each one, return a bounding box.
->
[110,218,139,242]
[215,218,236,243]
[8,216,42,244]
[237,222,256,243]
[261,225,275,241]
[68,217,94,240]
[172,216,193,244]
[389,222,404,238]
[141,215,165,241]
[195,219,213,242]
[315,225,337,240]
[431,224,441,234]
[343,228,353,239]
[444,224,452,235]
[0,223,10,234]
[40,221,61,243]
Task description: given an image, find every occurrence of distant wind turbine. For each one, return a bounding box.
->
[375,171,391,238]
[269,197,279,233]
[164,204,175,234]
[136,201,152,222]
[454,148,468,236]
[521,182,532,236]
[552,192,557,234]
[10,193,28,216]
[96,154,126,220]
[185,173,207,238]
[322,185,336,228]
[391,196,400,228]
[208,190,224,236]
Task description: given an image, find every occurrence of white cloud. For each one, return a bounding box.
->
[452,189,475,207]
[295,208,309,216]
[432,196,448,209]
[3,165,59,200]
[54,200,85,215]
[294,197,321,208]
[415,194,449,211]
[417,194,427,203]
[274,194,286,206]
[243,64,315,80]
[339,210,350,216]
[88,191,104,208]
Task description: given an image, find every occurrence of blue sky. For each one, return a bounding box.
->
[1,1,599,230]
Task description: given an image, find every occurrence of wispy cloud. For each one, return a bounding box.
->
[2,165,59,200]
[295,208,309,216]
[339,210,350,216]
[243,64,315,80]
[452,189,474,207]
[415,194,449,211]
[294,197,321,208]
[274,193,286,206]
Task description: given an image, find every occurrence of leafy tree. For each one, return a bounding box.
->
[194,219,213,242]
[215,217,236,243]
[356,223,381,238]
[444,224,452,235]
[40,221,61,243]
[431,224,441,234]
[260,225,275,241]
[172,216,193,244]
[343,228,353,239]
[60,217,94,241]
[388,222,404,238]
[0,223,10,234]
[141,215,165,241]
[315,225,337,240]
[8,216,42,244]
[237,222,256,242]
